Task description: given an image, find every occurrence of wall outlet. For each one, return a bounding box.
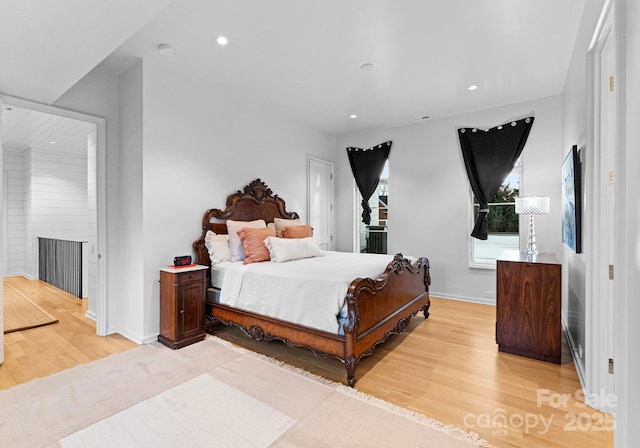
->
[484,290,495,299]
[120,248,129,260]
[577,344,583,358]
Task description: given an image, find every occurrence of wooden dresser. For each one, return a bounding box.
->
[158,265,207,349]
[496,251,562,364]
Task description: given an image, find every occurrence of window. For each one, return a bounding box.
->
[470,163,521,267]
[357,161,388,254]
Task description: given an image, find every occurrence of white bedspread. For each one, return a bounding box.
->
[212,251,397,334]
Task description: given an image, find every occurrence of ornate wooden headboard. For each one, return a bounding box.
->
[192,179,299,269]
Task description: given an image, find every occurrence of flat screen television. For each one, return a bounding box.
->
[561,145,582,253]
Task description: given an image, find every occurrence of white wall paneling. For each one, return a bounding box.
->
[26,147,88,280]
[4,147,26,276]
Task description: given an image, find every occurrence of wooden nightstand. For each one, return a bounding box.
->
[496,251,562,364]
[158,265,208,349]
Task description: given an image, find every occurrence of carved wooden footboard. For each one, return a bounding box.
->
[343,254,430,385]
[193,179,430,386]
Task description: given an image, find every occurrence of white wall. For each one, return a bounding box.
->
[26,147,88,279]
[139,60,337,340]
[561,0,605,398]
[53,67,121,330]
[3,145,88,288]
[335,95,563,303]
[4,147,25,276]
[51,59,338,342]
[116,61,144,341]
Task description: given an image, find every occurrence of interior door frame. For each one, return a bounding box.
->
[0,94,108,336]
[306,155,334,251]
[0,98,4,362]
[585,0,617,414]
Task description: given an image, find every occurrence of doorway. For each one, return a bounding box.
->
[0,96,107,348]
[307,156,334,251]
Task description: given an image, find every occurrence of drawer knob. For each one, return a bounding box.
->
[179,309,184,314]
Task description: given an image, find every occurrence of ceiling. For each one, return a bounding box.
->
[1,0,586,141]
[1,105,89,153]
[0,0,173,104]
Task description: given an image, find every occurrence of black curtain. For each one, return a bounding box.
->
[347,141,392,225]
[458,117,534,240]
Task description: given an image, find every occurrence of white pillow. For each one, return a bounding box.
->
[227,219,267,262]
[263,236,323,263]
[204,230,230,264]
[273,217,302,237]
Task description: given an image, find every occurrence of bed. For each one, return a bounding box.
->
[192,179,431,386]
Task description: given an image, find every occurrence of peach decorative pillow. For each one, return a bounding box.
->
[227,219,267,262]
[273,217,302,237]
[237,227,276,264]
[282,225,313,239]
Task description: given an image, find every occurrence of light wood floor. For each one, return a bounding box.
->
[0,276,137,389]
[212,297,614,448]
[1,279,613,447]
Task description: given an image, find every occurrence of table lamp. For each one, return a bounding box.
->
[515,196,550,255]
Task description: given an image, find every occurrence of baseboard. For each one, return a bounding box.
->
[5,272,38,280]
[429,291,496,306]
[562,314,587,391]
[108,326,145,345]
[141,334,159,344]
[84,310,96,321]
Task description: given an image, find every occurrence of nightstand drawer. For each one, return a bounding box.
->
[161,268,206,285]
[175,269,206,284]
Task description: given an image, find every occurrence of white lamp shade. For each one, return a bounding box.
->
[515,196,550,215]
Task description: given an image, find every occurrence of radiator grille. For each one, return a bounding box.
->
[38,237,84,298]
[366,227,387,254]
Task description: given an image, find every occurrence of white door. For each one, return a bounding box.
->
[307,156,333,250]
[585,2,617,412]
[599,14,617,396]
[0,98,4,363]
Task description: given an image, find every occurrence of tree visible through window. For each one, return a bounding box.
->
[471,167,520,265]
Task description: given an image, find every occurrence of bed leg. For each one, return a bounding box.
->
[423,304,430,319]
[345,356,356,387]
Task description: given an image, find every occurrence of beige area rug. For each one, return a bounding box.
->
[0,337,487,448]
[3,288,58,333]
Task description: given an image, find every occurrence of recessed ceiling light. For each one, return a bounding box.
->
[349,114,357,119]
[468,85,478,91]
[49,141,56,145]
[216,35,229,46]
[360,63,374,71]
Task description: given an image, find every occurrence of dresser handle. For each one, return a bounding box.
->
[179,309,184,314]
